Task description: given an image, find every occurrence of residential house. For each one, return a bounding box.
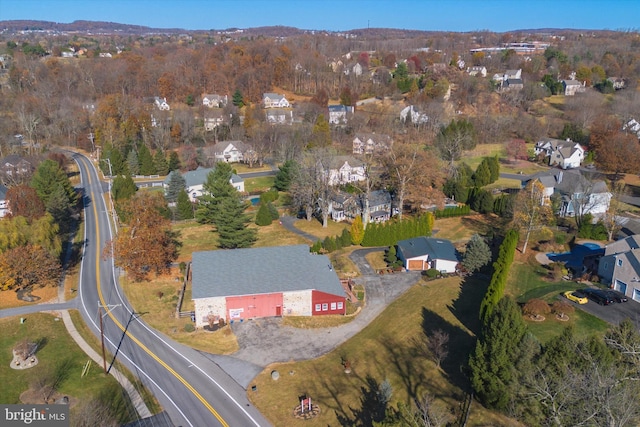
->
[202,94,228,108]
[493,69,521,83]
[326,156,366,186]
[597,235,640,302]
[265,108,293,125]
[203,141,253,164]
[154,97,170,111]
[0,184,9,217]
[328,105,354,125]
[204,110,230,131]
[623,119,640,139]
[534,138,585,169]
[400,105,429,125]
[263,93,290,109]
[0,154,33,185]
[562,80,586,96]
[164,167,244,202]
[467,66,487,77]
[191,245,346,327]
[607,77,626,90]
[352,133,392,155]
[396,236,459,273]
[503,78,524,91]
[329,189,394,223]
[527,169,611,218]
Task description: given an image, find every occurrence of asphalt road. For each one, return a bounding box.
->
[72,153,271,427]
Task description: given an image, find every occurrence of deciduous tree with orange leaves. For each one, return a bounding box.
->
[105,192,180,282]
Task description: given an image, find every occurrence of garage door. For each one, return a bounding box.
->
[634,288,640,303]
[408,260,423,270]
[615,280,628,294]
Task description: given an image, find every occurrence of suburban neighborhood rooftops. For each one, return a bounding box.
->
[396,236,458,262]
[163,167,243,188]
[191,245,344,299]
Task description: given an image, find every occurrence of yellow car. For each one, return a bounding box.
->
[563,290,588,304]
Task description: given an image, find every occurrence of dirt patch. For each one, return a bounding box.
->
[20,388,78,406]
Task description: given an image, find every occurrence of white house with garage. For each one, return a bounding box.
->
[396,236,459,273]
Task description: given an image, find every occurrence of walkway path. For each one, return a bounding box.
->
[279,215,320,242]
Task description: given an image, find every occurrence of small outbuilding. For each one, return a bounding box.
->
[396,236,459,273]
[191,245,346,327]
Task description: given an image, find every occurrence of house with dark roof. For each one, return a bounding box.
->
[597,235,640,302]
[328,105,354,125]
[352,133,392,155]
[0,184,9,217]
[163,167,244,202]
[329,189,394,223]
[191,245,346,326]
[396,237,459,273]
[525,169,611,218]
[534,138,585,169]
[262,93,290,109]
[203,140,253,164]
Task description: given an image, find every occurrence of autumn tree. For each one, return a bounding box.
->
[595,132,640,180]
[350,215,365,245]
[0,244,61,291]
[505,139,528,162]
[6,184,45,221]
[106,192,179,281]
[512,180,554,254]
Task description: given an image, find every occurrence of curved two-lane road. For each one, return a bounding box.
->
[73,152,270,427]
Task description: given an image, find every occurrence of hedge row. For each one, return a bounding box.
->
[434,205,471,219]
[310,229,351,254]
[479,228,519,324]
[361,213,434,247]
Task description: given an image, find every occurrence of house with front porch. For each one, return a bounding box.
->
[597,235,640,302]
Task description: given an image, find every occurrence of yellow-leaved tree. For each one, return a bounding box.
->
[512,180,554,254]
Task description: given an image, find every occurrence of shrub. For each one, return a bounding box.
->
[268,202,280,220]
[551,300,574,316]
[310,240,322,253]
[255,203,273,226]
[183,323,195,332]
[179,262,187,274]
[260,189,279,204]
[522,299,551,316]
[423,268,440,278]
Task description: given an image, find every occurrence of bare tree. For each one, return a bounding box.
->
[601,181,625,241]
[403,393,453,427]
[512,180,554,254]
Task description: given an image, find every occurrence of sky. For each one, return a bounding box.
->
[1,0,639,33]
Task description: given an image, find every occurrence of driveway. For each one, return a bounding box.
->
[205,248,422,387]
[562,293,640,330]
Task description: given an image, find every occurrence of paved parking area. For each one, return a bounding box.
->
[567,296,640,329]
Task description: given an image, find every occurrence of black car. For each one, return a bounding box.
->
[580,288,615,306]
[605,290,628,303]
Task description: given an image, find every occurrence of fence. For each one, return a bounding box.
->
[174,262,191,319]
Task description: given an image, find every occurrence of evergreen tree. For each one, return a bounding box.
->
[232,89,244,107]
[45,183,73,232]
[351,215,365,245]
[175,189,194,220]
[127,149,140,175]
[487,156,500,183]
[165,171,186,203]
[471,189,494,214]
[268,202,280,220]
[138,144,155,175]
[463,234,492,273]
[168,151,181,172]
[103,144,127,175]
[273,160,298,191]
[154,150,169,176]
[323,236,336,252]
[473,160,492,187]
[340,228,351,247]
[112,175,138,201]
[255,203,273,226]
[31,159,77,207]
[469,296,527,410]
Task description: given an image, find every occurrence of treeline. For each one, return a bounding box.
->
[360,213,434,247]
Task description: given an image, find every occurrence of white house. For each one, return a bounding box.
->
[326,156,366,186]
[263,93,290,109]
[202,94,228,108]
[265,108,293,125]
[352,133,392,155]
[467,66,487,77]
[154,97,170,111]
[164,167,245,202]
[534,138,585,169]
[623,118,640,139]
[328,105,354,125]
[204,110,230,131]
[396,236,459,273]
[562,80,586,96]
[205,141,252,164]
[528,169,611,218]
[191,245,346,327]
[0,184,9,217]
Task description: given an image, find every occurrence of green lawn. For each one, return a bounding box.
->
[0,313,136,424]
[244,176,275,193]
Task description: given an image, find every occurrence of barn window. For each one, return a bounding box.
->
[315,304,321,312]
[337,301,343,310]
[322,303,328,311]
[331,302,336,310]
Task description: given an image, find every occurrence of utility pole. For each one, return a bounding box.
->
[101,158,118,233]
[98,303,121,374]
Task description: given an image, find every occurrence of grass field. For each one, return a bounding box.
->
[0,312,137,424]
[293,217,350,240]
[433,214,506,244]
[244,176,275,193]
[248,276,515,427]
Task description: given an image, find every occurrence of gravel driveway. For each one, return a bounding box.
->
[204,248,422,387]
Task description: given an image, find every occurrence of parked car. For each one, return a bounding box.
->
[563,290,588,304]
[581,288,614,305]
[605,290,628,303]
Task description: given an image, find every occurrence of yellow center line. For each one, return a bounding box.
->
[85,158,228,427]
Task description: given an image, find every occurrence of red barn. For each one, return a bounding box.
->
[192,245,346,328]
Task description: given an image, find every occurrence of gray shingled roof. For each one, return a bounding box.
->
[191,245,345,299]
[163,166,242,188]
[528,169,608,195]
[396,237,458,262]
